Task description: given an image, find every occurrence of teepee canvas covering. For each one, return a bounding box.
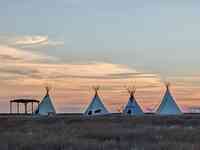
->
[84,87,109,116]
[156,83,182,115]
[35,87,56,116]
[123,87,144,115]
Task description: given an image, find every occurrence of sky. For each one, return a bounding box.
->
[0,0,200,113]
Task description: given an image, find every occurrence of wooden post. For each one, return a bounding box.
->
[17,103,19,114]
[32,102,34,114]
[24,103,28,114]
[10,102,12,114]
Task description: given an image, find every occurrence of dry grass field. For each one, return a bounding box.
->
[0,114,200,150]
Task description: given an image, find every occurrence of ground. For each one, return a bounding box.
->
[0,114,200,150]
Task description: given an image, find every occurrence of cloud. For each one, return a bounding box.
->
[107,72,158,79]
[0,54,22,61]
[0,35,64,47]
[43,40,65,47]
[0,59,161,90]
[0,66,40,76]
[1,44,159,86]
[14,36,48,45]
[14,35,64,47]
[44,72,159,80]
[0,45,57,63]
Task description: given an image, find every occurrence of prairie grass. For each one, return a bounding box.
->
[0,114,200,150]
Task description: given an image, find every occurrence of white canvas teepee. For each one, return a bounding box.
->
[123,86,144,115]
[84,86,109,116]
[35,87,56,116]
[156,83,182,115]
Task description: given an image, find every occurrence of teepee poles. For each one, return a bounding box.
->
[125,85,136,100]
[92,85,100,97]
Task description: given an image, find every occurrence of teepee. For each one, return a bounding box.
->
[35,87,56,116]
[156,83,182,115]
[123,86,144,115]
[84,86,109,116]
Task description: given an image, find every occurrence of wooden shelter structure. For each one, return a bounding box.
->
[10,99,40,114]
